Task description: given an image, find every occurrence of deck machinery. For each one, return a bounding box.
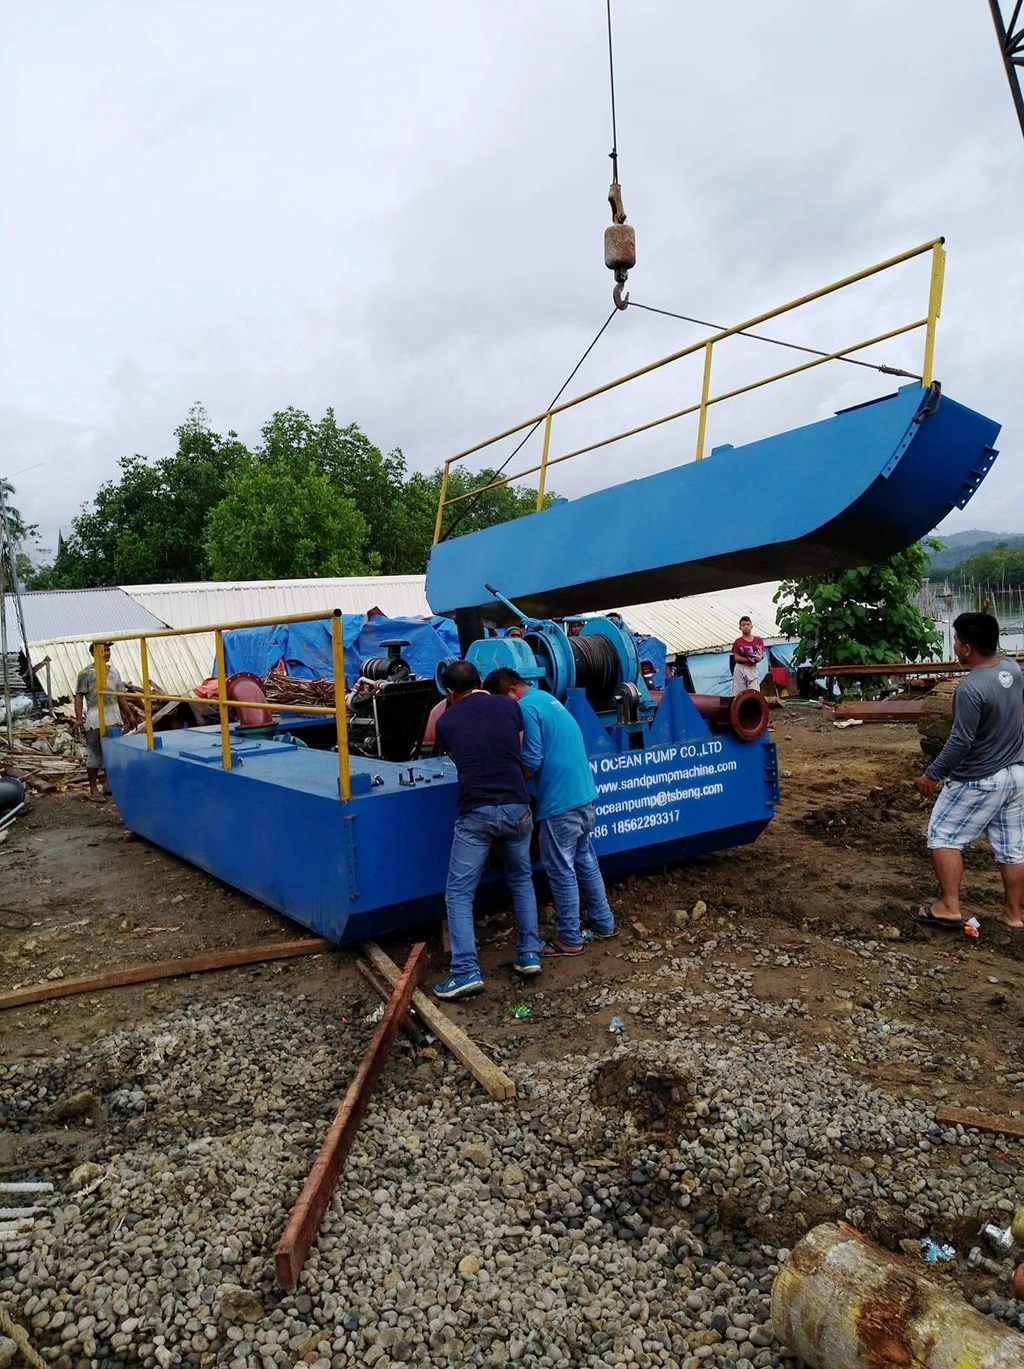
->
[100,248,1003,945]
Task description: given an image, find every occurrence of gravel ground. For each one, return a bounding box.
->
[3,973,1024,1369]
[4,713,1024,1366]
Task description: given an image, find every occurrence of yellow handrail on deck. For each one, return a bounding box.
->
[93,608,352,800]
[433,237,946,540]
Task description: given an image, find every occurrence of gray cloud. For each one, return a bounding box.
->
[2,0,1021,558]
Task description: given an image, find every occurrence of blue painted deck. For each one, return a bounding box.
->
[425,384,1001,620]
[102,681,778,944]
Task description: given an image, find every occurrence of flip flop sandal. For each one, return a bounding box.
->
[543,939,585,957]
[909,904,962,929]
[583,927,619,942]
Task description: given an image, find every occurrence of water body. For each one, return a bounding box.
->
[918,584,1024,656]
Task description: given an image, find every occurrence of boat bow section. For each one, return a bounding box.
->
[424,384,1000,620]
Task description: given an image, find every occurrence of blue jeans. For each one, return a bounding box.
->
[538,803,615,946]
[446,804,541,976]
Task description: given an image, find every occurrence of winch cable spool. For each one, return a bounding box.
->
[569,631,620,703]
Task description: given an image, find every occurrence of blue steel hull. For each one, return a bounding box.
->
[102,681,778,944]
[425,384,1001,620]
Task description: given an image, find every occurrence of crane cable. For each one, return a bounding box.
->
[626,300,920,379]
[604,1,635,309]
[437,305,620,542]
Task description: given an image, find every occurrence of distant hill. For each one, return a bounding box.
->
[926,530,1024,573]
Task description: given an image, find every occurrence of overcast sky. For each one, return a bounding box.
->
[1,0,1021,562]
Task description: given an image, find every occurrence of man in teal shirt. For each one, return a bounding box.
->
[484,669,616,954]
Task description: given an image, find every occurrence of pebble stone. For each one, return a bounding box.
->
[1,971,1022,1369]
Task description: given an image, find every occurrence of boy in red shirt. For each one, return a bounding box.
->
[731,616,764,696]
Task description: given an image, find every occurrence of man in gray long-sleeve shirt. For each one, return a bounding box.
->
[912,612,1024,930]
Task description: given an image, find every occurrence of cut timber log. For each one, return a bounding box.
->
[771,1222,1024,1368]
[363,942,516,1100]
[935,1105,1024,1140]
[833,700,924,723]
[0,938,334,1011]
[274,943,425,1289]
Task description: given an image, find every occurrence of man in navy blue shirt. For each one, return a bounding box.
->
[433,660,542,998]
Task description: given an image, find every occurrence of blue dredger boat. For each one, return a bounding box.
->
[100,244,1002,944]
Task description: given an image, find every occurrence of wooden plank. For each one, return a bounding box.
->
[354,957,425,1044]
[274,943,425,1289]
[0,937,335,1011]
[363,941,516,1101]
[834,699,924,723]
[935,1105,1024,1140]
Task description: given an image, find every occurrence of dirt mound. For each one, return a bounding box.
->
[799,780,927,850]
[591,1056,697,1137]
[721,1193,845,1250]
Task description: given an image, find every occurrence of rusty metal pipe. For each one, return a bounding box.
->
[690,690,769,742]
[771,1222,1024,1368]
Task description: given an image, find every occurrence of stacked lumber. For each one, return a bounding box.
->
[1,715,86,792]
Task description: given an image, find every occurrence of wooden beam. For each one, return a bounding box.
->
[935,1105,1024,1140]
[353,957,425,1044]
[0,938,335,1012]
[274,942,425,1289]
[834,699,924,723]
[363,941,516,1101]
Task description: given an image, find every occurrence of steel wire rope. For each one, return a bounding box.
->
[438,306,620,542]
[606,0,621,185]
[626,300,920,379]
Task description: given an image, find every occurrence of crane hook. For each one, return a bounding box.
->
[605,181,635,310]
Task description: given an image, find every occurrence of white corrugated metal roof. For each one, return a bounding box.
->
[25,633,216,703]
[4,588,166,650]
[616,582,785,654]
[26,580,786,696]
[121,576,431,629]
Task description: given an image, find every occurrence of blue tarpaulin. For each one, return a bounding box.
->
[636,635,667,688]
[219,615,460,688]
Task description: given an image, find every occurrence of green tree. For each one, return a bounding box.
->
[204,460,374,580]
[397,466,556,574]
[47,405,246,587]
[36,404,557,588]
[259,409,410,573]
[775,541,941,681]
[952,543,1024,588]
[0,478,38,547]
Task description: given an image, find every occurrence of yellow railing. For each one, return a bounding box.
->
[92,609,351,800]
[433,238,947,541]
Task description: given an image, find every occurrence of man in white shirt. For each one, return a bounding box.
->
[74,643,127,802]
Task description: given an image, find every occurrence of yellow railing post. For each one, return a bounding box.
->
[214,630,231,772]
[536,413,554,510]
[94,642,108,738]
[330,611,351,800]
[695,341,714,460]
[921,238,946,389]
[140,638,154,750]
[433,461,452,545]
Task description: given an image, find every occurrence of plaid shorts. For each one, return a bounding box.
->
[927,762,1024,863]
